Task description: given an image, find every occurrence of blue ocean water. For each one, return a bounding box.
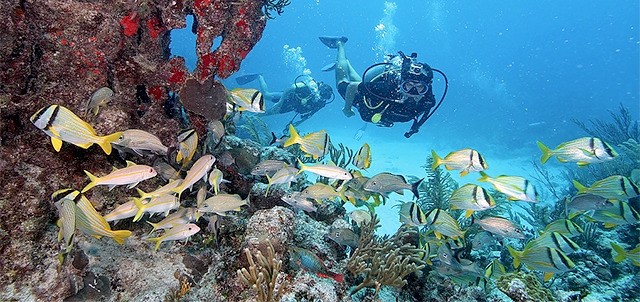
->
[171,0,639,233]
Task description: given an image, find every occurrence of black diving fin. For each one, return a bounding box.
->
[319,36,348,49]
[235,74,261,85]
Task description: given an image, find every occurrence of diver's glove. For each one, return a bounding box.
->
[404,128,419,138]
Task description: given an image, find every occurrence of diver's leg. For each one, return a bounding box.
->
[257,75,282,102]
[334,41,351,84]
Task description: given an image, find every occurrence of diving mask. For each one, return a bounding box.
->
[400,80,428,95]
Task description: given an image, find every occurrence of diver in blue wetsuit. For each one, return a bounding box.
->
[319,36,447,138]
[236,74,334,126]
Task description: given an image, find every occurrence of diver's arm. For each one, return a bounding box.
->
[405,93,436,138]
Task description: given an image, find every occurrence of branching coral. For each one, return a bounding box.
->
[262,0,292,19]
[573,103,639,145]
[347,213,425,297]
[328,142,354,168]
[238,115,272,146]
[417,156,458,210]
[237,241,286,302]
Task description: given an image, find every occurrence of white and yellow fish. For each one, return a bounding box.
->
[478,172,538,202]
[82,161,157,193]
[537,137,618,166]
[132,194,180,222]
[431,148,488,177]
[507,246,575,281]
[31,104,122,155]
[284,124,330,159]
[74,192,132,244]
[353,143,371,169]
[172,154,216,198]
[136,178,183,200]
[147,223,200,251]
[227,88,265,113]
[208,168,228,195]
[399,201,426,227]
[448,184,496,218]
[104,199,141,224]
[176,129,198,167]
[297,159,352,180]
[573,175,640,200]
[198,194,249,216]
[147,207,200,234]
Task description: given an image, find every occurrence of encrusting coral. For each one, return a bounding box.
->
[497,271,555,302]
[347,213,425,297]
[237,240,287,302]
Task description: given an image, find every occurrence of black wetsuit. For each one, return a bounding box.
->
[278,86,325,116]
[338,76,436,128]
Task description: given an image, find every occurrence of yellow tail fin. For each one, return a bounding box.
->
[132,197,147,222]
[572,180,588,194]
[110,230,132,245]
[431,150,442,170]
[537,141,552,164]
[283,124,300,147]
[610,242,627,263]
[507,246,522,269]
[98,132,123,155]
[82,170,99,193]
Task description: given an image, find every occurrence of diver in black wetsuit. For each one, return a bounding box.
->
[235,74,334,126]
[319,36,447,138]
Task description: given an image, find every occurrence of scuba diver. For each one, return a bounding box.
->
[319,36,448,138]
[235,74,335,127]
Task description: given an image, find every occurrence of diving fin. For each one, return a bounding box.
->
[319,36,348,49]
[235,74,261,85]
[321,62,336,72]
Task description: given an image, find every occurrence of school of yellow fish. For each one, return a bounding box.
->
[31,94,639,284]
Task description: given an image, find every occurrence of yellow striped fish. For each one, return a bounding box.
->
[227,88,265,113]
[284,124,330,159]
[424,208,465,239]
[74,192,132,244]
[537,137,617,166]
[507,246,575,281]
[478,172,538,202]
[399,201,426,227]
[147,223,200,251]
[448,184,496,217]
[30,104,122,154]
[431,148,488,177]
[573,175,640,200]
[353,143,371,169]
[176,129,198,167]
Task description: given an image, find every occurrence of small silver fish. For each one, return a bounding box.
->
[104,199,141,223]
[297,160,352,180]
[567,194,614,212]
[281,192,317,213]
[86,87,114,116]
[299,182,340,202]
[207,120,225,147]
[199,193,249,215]
[251,159,287,176]
[112,129,168,156]
[153,159,180,182]
[132,194,180,222]
[363,172,422,199]
[147,207,199,234]
[326,228,360,248]
[348,210,372,227]
[474,216,525,239]
[265,165,299,196]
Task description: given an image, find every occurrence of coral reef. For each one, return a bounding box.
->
[346,213,425,297]
[497,272,555,302]
[237,240,286,302]
[0,0,271,299]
